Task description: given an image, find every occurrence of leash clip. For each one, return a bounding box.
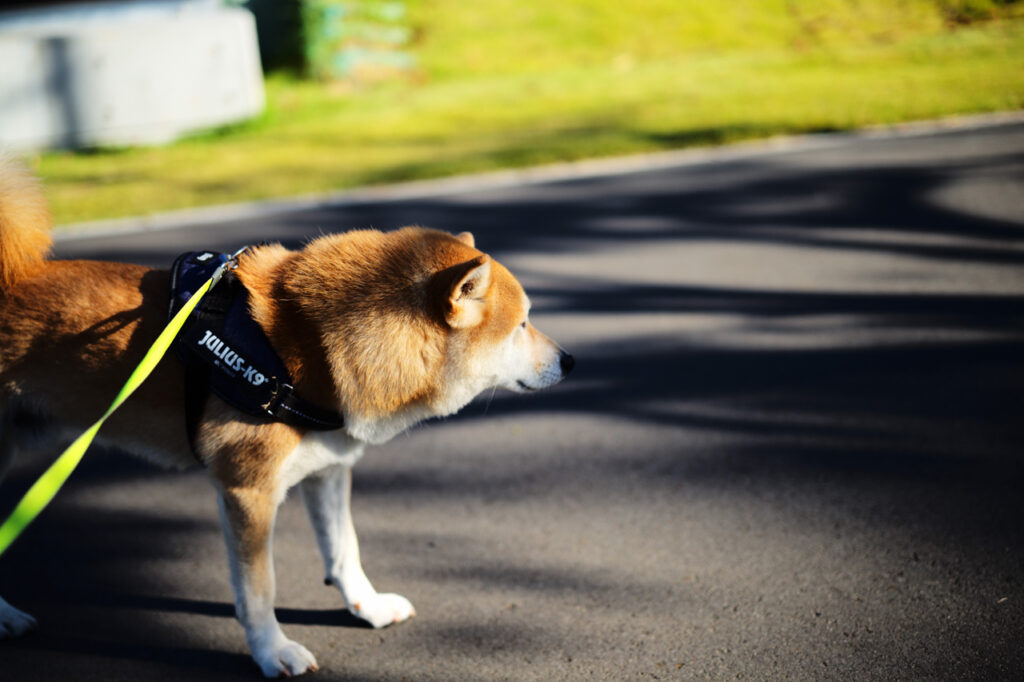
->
[209,245,250,289]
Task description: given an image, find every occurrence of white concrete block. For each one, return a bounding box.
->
[0,1,265,150]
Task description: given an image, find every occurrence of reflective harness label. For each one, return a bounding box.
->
[195,329,267,386]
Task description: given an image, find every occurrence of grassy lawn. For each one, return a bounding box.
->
[32,0,1024,226]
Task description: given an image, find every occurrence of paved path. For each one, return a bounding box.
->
[3,121,1024,680]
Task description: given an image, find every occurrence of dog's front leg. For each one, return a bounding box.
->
[301,465,415,628]
[218,487,318,678]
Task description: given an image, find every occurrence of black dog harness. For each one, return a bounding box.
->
[168,250,346,451]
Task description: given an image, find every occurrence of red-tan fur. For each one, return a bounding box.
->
[0,158,51,291]
[1,205,523,475]
[0,158,569,677]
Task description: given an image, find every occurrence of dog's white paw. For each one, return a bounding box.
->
[0,597,37,638]
[349,592,415,629]
[253,636,319,678]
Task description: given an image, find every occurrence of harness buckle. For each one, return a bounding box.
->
[262,379,293,418]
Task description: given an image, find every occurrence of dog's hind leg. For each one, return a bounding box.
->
[0,401,38,638]
[217,485,318,678]
[300,465,415,629]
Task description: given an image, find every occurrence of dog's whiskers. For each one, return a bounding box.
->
[483,386,497,415]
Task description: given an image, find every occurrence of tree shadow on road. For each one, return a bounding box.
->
[33,122,1024,677]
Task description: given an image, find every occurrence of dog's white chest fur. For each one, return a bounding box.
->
[279,431,366,493]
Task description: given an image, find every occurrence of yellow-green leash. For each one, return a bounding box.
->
[0,250,242,558]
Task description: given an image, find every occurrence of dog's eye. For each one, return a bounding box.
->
[520,321,527,329]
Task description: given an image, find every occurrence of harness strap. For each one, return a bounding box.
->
[262,381,346,430]
[181,262,236,453]
[183,362,211,455]
[169,250,346,456]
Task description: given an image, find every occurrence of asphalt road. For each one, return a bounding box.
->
[3,120,1024,681]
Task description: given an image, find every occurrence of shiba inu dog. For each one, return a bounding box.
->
[0,159,573,676]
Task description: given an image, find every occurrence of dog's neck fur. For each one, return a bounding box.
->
[233,235,468,445]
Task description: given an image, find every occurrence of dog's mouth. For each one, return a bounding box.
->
[516,380,538,392]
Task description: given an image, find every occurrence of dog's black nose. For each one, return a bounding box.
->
[559,350,575,376]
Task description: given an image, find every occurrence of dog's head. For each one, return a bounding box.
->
[276,227,572,443]
[436,230,574,398]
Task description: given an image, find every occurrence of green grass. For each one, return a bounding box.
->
[34,0,1024,226]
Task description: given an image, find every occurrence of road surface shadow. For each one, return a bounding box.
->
[15,122,1023,678]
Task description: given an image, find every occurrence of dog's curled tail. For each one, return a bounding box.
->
[0,156,52,292]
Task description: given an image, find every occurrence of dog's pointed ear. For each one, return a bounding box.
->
[455,231,475,248]
[441,255,491,328]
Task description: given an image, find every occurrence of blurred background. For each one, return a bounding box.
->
[0,0,1021,225]
[2,2,1024,680]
